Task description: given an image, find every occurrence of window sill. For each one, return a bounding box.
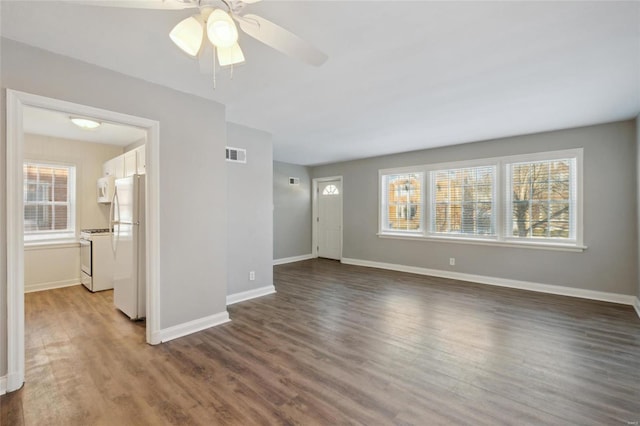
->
[377,233,587,252]
[24,239,80,251]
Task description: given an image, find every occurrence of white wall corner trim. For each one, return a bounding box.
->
[273,254,314,265]
[25,279,80,294]
[0,376,7,396]
[341,258,637,306]
[227,285,276,306]
[156,311,230,343]
[633,297,640,320]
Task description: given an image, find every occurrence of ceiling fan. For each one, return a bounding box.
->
[87,0,328,86]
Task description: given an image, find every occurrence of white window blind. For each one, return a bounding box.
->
[431,165,496,236]
[381,172,423,232]
[507,158,576,240]
[24,162,76,240]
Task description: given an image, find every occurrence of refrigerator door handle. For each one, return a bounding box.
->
[111,188,119,255]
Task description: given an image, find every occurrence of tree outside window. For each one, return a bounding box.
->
[509,159,574,239]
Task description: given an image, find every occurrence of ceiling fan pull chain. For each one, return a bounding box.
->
[230,63,234,80]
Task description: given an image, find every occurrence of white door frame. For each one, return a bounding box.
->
[311,176,343,259]
[5,89,162,393]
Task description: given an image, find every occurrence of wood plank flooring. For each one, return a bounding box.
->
[2,258,640,425]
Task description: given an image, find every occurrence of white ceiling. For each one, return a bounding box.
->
[23,106,147,146]
[2,1,639,165]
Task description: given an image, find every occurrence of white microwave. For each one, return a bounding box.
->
[97,176,116,204]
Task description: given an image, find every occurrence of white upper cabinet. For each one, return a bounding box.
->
[103,144,146,178]
[135,145,146,175]
[124,150,137,177]
[103,156,124,178]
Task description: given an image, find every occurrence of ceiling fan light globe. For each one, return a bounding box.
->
[206,9,238,48]
[169,16,204,57]
[217,43,245,67]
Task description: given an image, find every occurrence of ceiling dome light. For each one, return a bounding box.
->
[207,9,238,49]
[70,117,101,130]
[170,15,204,57]
[217,43,245,67]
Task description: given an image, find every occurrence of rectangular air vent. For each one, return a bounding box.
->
[289,177,300,185]
[225,147,247,163]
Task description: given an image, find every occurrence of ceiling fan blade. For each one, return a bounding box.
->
[237,13,327,66]
[73,0,198,10]
[241,0,262,3]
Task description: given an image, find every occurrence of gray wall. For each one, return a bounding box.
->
[226,123,273,296]
[1,38,229,376]
[637,115,640,300]
[273,161,312,259]
[312,120,638,296]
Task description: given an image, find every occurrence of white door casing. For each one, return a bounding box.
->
[5,90,161,393]
[314,178,343,260]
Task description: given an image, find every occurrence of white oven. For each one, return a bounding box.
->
[80,235,93,290]
[80,229,114,292]
[80,238,92,276]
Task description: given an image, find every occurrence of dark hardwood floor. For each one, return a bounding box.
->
[2,258,640,425]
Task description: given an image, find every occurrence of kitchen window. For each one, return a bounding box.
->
[378,149,584,250]
[24,162,76,241]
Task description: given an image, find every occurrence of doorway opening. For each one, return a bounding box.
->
[6,90,161,393]
[312,176,343,260]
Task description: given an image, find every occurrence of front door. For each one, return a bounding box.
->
[317,180,342,260]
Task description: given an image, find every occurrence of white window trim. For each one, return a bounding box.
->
[23,160,77,242]
[378,149,585,252]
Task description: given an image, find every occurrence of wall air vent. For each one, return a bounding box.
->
[289,177,300,185]
[225,147,247,163]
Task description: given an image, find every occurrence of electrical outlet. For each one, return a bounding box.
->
[249,271,255,281]
[449,258,455,266]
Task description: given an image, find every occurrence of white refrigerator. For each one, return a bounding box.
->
[111,174,146,320]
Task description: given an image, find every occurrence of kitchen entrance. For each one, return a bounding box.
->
[5,90,161,393]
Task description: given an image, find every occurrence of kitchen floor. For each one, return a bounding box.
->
[2,259,640,425]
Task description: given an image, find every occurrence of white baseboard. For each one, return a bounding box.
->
[633,297,640,320]
[341,258,637,306]
[0,375,7,395]
[25,278,80,293]
[274,254,314,265]
[157,311,230,343]
[227,285,276,306]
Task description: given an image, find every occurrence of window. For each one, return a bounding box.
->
[322,184,340,195]
[506,158,576,241]
[378,149,583,250]
[431,166,495,236]
[381,172,423,232]
[24,162,76,241]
